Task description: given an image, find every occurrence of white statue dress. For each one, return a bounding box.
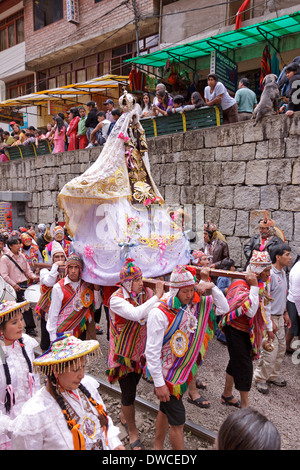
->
[58,91,190,285]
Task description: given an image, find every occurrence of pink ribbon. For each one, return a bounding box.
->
[118,132,130,143]
[4,385,15,411]
[28,372,36,397]
[157,238,168,270]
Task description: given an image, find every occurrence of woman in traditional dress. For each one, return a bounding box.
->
[0,299,40,449]
[7,334,125,450]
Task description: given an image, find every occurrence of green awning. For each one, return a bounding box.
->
[125,11,300,68]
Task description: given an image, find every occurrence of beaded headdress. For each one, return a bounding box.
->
[33,334,101,375]
[0,300,30,324]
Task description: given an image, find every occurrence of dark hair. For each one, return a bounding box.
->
[69,107,79,117]
[96,111,106,118]
[240,77,250,87]
[207,73,219,82]
[285,62,299,73]
[55,116,64,132]
[111,108,121,117]
[270,243,291,264]
[141,92,152,110]
[156,89,169,107]
[221,258,235,270]
[217,407,281,450]
[173,95,184,106]
[57,112,66,120]
[191,91,205,108]
[7,237,19,247]
[86,101,96,107]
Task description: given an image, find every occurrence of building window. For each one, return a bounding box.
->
[34,0,63,31]
[111,44,133,76]
[37,53,109,90]
[0,11,24,52]
[7,75,35,99]
[139,34,159,55]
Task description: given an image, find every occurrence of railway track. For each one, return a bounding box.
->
[91,374,217,444]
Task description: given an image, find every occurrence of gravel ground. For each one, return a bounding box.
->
[83,312,300,451]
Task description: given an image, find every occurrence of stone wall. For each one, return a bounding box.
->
[1,112,299,268]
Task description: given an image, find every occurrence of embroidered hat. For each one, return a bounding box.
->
[169,265,195,295]
[191,250,205,266]
[248,250,272,274]
[0,299,30,324]
[33,334,101,375]
[51,240,67,261]
[119,258,142,292]
[65,253,83,274]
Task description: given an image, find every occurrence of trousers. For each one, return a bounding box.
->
[253,315,286,383]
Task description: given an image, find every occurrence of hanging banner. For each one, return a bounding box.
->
[0,202,12,232]
[66,0,80,24]
[210,50,238,93]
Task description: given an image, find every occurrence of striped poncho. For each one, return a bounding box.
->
[219,279,267,359]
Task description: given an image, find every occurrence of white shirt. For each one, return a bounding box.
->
[109,287,159,324]
[204,82,236,111]
[8,376,122,450]
[39,263,60,287]
[46,276,101,341]
[0,334,40,447]
[145,283,229,388]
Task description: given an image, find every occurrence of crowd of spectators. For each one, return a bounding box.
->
[1,59,299,161]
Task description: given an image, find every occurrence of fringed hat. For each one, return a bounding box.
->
[119,258,142,293]
[33,334,101,375]
[248,250,272,275]
[0,299,30,325]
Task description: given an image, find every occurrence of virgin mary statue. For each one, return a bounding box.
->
[58,89,190,285]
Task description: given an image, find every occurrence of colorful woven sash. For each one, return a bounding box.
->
[106,287,151,383]
[145,295,214,398]
[56,280,93,338]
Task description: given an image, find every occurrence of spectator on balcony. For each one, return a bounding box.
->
[88,111,111,147]
[140,92,155,118]
[12,124,26,144]
[153,83,167,106]
[103,99,115,123]
[107,108,121,136]
[183,91,205,112]
[85,101,98,147]
[77,106,89,149]
[2,131,15,147]
[284,62,300,117]
[167,94,185,114]
[204,73,238,124]
[53,116,66,154]
[152,89,174,116]
[67,107,80,151]
[235,78,257,121]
